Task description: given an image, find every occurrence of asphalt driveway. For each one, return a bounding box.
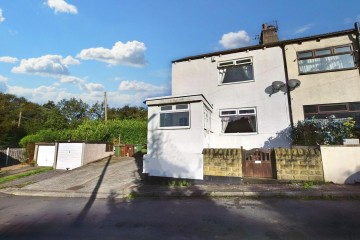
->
[1,156,141,198]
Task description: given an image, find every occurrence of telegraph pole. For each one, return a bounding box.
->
[18,111,22,128]
[104,92,108,122]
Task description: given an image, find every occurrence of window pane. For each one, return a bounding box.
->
[160,112,189,127]
[335,46,352,53]
[175,104,188,110]
[222,116,257,133]
[298,51,313,58]
[349,102,360,111]
[304,105,318,114]
[218,61,233,67]
[239,109,255,115]
[315,49,331,56]
[221,110,237,115]
[222,64,253,83]
[235,59,252,65]
[299,54,355,73]
[161,105,172,111]
[318,104,347,112]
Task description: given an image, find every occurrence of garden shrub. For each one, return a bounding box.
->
[291,116,356,146]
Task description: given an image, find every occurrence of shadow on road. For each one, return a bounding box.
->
[72,155,112,226]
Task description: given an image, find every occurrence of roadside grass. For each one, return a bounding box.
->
[0,167,53,185]
[168,180,191,187]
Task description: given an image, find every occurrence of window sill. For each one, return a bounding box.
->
[218,80,255,86]
[299,67,357,75]
[220,132,258,136]
[158,126,191,130]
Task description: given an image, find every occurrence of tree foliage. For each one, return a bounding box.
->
[0,93,148,147]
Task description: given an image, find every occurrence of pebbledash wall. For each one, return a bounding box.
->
[275,148,324,181]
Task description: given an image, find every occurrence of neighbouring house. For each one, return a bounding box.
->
[144,22,360,180]
[283,23,360,124]
[144,24,291,180]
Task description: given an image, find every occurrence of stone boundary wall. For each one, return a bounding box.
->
[275,148,324,182]
[202,148,242,177]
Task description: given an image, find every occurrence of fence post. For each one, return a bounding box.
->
[6,147,10,166]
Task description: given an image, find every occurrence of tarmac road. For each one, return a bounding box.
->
[0,193,360,240]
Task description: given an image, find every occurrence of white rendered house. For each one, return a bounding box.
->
[144,25,291,180]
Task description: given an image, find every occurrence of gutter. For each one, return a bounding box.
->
[280,44,294,127]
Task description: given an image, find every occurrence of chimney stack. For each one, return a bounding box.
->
[259,23,279,45]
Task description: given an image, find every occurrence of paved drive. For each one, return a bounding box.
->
[1,156,140,198]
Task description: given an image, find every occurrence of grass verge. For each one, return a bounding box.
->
[0,167,53,185]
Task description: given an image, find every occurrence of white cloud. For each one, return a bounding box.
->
[219,30,250,49]
[0,75,10,92]
[119,80,167,93]
[46,0,78,14]
[85,82,105,92]
[0,56,19,63]
[62,55,80,65]
[59,76,104,92]
[0,75,8,83]
[0,76,8,92]
[294,24,313,35]
[7,85,69,103]
[77,41,147,67]
[12,55,79,77]
[0,9,5,23]
[60,75,84,84]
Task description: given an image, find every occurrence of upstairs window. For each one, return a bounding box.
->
[218,58,254,84]
[220,107,257,133]
[159,104,190,128]
[297,45,355,74]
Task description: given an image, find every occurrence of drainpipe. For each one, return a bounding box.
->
[280,43,294,127]
[354,22,360,74]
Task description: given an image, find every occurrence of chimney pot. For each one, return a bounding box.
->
[262,24,267,30]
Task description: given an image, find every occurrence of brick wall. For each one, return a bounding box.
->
[202,148,242,177]
[275,148,324,182]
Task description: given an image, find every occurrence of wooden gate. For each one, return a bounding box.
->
[242,148,274,178]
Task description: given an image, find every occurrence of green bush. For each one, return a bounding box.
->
[19,119,147,147]
[291,116,356,146]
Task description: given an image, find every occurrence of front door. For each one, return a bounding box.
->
[242,148,274,178]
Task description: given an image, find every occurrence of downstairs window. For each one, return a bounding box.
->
[159,104,190,128]
[220,108,257,133]
[303,102,360,123]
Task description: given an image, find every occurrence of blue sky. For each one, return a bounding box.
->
[0,0,359,108]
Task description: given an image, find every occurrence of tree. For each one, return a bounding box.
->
[89,102,105,120]
[57,98,89,128]
[108,105,147,120]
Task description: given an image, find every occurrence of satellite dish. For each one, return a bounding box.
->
[272,81,285,90]
[288,79,301,89]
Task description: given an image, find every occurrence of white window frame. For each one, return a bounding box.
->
[220,107,257,134]
[218,57,254,85]
[159,104,191,129]
[297,44,356,74]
